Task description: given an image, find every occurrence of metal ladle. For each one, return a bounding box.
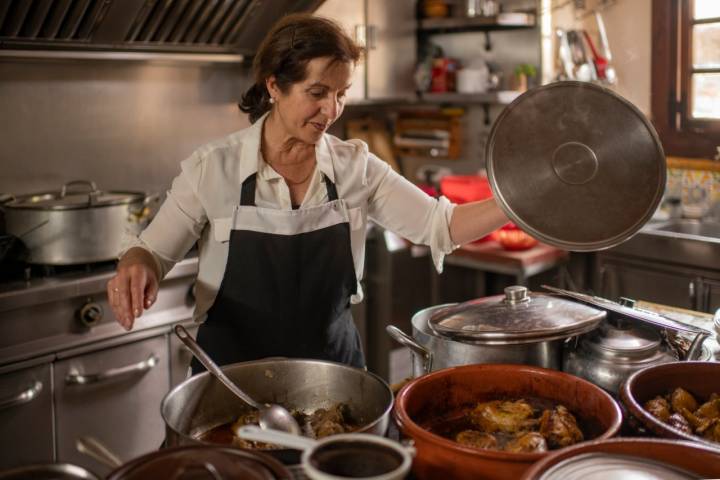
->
[174,325,301,435]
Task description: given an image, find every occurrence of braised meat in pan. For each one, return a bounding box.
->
[645,388,720,444]
[199,402,360,449]
[425,397,584,453]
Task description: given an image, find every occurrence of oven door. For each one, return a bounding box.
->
[0,356,54,469]
[54,334,169,475]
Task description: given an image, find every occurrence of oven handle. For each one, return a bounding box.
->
[65,353,160,386]
[0,381,43,411]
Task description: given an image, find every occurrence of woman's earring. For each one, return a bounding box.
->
[269,97,275,104]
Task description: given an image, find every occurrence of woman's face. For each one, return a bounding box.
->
[267,56,354,144]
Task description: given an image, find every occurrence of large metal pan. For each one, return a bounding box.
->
[161,358,394,464]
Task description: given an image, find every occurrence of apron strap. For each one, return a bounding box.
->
[240,173,258,206]
[323,174,339,201]
[240,171,339,206]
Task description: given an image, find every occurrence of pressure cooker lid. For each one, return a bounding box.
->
[486,82,666,251]
[106,446,291,480]
[428,286,606,343]
[5,181,144,210]
[543,285,712,336]
[536,452,698,480]
[582,322,662,359]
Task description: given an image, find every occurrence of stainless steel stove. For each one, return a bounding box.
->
[0,254,198,475]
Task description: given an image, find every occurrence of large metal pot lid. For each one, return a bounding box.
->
[4,180,145,210]
[107,446,291,480]
[486,82,666,252]
[428,286,606,343]
[537,452,697,480]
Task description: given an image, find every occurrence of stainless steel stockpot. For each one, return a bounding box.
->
[2,180,157,265]
[161,358,394,462]
[387,286,606,377]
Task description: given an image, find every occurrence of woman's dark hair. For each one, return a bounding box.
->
[239,13,362,123]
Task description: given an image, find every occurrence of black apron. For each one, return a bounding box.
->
[191,172,364,374]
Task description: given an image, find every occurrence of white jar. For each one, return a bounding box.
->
[457,64,489,93]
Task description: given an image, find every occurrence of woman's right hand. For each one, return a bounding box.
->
[107,247,160,331]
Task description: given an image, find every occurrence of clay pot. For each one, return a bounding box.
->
[521,438,720,479]
[394,364,622,480]
[620,361,720,449]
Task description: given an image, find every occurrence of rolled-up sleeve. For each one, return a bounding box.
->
[365,153,457,273]
[120,153,208,279]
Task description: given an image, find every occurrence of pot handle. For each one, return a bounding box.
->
[76,435,123,468]
[386,325,433,375]
[128,193,161,224]
[686,331,709,360]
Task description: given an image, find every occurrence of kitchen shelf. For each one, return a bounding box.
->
[347,91,521,107]
[417,12,536,51]
[346,91,523,124]
[418,13,536,34]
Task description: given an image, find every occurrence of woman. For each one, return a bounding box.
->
[107,13,507,373]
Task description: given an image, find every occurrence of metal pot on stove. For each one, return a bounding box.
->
[1,180,158,265]
[387,286,606,377]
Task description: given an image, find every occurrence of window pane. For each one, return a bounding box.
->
[695,0,720,20]
[693,23,720,68]
[692,73,720,119]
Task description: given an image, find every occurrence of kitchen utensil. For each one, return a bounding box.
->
[595,11,617,84]
[563,321,680,394]
[620,361,720,450]
[566,30,596,82]
[394,364,622,480]
[236,425,414,480]
[74,434,292,480]
[582,30,609,82]
[108,446,291,480]
[174,325,301,436]
[1,180,158,265]
[0,463,101,480]
[521,438,720,480]
[161,358,393,464]
[486,81,666,251]
[544,285,711,359]
[76,436,123,469]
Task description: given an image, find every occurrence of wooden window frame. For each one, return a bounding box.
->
[652,0,720,158]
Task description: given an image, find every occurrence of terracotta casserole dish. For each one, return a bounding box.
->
[394,364,622,480]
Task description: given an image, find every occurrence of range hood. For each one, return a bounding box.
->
[0,0,324,58]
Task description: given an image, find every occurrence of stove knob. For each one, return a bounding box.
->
[78,302,103,327]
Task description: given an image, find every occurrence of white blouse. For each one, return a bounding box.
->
[123,113,457,323]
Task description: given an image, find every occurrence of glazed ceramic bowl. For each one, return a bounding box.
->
[620,361,720,449]
[521,438,720,479]
[394,364,623,480]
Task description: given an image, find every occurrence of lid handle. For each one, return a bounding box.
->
[504,286,529,304]
[61,180,100,206]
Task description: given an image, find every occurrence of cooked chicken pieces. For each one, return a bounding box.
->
[436,398,583,453]
[469,399,537,434]
[306,403,354,438]
[645,388,720,444]
[538,405,584,448]
[644,397,672,422]
[455,430,498,449]
[504,432,548,453]
[670,387,698,414]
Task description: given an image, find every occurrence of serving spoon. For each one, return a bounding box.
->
[174,325,301,435]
